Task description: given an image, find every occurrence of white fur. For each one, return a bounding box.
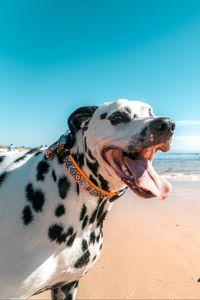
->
[0,99,155,298]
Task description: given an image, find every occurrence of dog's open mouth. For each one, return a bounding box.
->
[102,144,171,200]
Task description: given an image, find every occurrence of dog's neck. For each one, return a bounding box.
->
[69,129,126,194]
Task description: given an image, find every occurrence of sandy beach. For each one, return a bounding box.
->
[31,181,200,299]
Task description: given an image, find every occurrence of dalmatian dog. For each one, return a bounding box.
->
[0,99,175,299]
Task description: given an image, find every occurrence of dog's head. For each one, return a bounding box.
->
[68,99,175,200]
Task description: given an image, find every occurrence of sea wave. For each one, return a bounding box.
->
[162,173,200,181]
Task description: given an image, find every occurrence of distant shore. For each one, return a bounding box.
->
[0,147,32,153]
[32,181,200,299]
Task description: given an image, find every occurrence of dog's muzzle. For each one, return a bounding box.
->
[102,117,175,201]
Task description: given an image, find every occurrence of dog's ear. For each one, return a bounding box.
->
[68,106,98,135]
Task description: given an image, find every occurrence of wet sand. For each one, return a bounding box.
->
[31,181,200,299]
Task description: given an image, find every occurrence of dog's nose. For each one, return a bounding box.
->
[150,118,175,135]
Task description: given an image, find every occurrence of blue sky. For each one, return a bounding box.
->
[1,0,200,150]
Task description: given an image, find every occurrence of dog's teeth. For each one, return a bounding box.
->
[122,164,126,172]
[122,163,130,174]
[125,169,130,176]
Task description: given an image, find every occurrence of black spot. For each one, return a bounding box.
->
[66,226,74,236]
[109,194,119,202]
[84,137,87,152]
[0,156,5,163]
[83,120,90,132]
[57,155,64,164]
[108,111,131,125]
[83,125,88,131]
[36,160,49,181]
[14,149,38,163]
[109,188,127,202]
[74,250,90,268]
[0,171,8,186]
[133,114,138,118]
[89,232,96,245]
[141,127,147,137]
[98,174,110,191]
[82,215,88,230]
[149,108,153,116]
[89,207,98,224]
[66,233,76,247]
[48,224,68,244]
[77,153,84,168]
[73,153,77,162]
[14,154,27,163]
[55,204,65,217]
[124,106,132,114]
[61,281,79,296]
[65,294,72,300]
[89,174,98,186]
[26,183,34,199]
[33,286,51,295]
[82,239,88,252]
[99,243,103,250]
[64,133,76,150]
[43,153,48,160]
[51,288,58,299]
[25,183,45,212]
[22,205,34,225]
[96,234,100,243]
[87,149,95,160]
[97,211,108,228]
[58,176,70,199]
[97,200,107,220]
[48,224,63,242]
[35,151,42,156]
[86,158,99,177]
[26,148,39,155]
[93,255,97,262]
[52,170,57,182]
[63,280,79,290]
[100,112,107,119]
[85,120,90,126]
[80,204,87,221]
[76,183,80,195]
[82,120,90,132]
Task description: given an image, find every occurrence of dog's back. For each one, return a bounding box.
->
[0,150,51,297]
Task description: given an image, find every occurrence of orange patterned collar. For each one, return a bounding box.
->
[64,152,118,199]
[45,134,123,200]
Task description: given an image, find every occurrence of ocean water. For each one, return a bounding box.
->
[1,149,200,181]
[153,151,200,181]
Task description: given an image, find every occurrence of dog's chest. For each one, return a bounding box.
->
[44,226,103,287]
[48,197,106,279]
[29,224,104,295]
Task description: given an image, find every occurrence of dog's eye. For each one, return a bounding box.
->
[108,112,131,125]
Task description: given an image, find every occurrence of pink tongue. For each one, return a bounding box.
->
[124,156,171,200]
